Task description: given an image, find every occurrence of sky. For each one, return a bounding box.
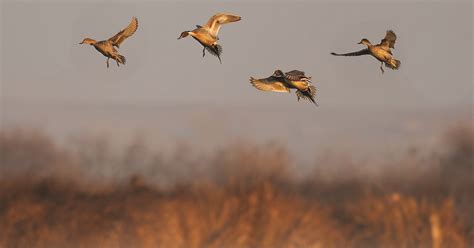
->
[1,0,472,163]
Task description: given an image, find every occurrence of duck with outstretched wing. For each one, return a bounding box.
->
[79,17,138,68]
[250,70,318,106]
[178,13,241,64]
[331,30,400,74]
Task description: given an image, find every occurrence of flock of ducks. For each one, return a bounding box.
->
[80,13,401,106]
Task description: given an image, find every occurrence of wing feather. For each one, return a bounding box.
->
[380,30,397,49]
[285,70,310,81]
[250,76,290,93]
[203,13,241,37]
[108,17,138,48]
[331,49,370,56]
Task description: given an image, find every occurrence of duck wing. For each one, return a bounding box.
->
[380,30,397,49]
[108,17,138,48]
[249,75,290,93]
[285,70,311,81]
[331,49,370,56]
[203,13,241,38]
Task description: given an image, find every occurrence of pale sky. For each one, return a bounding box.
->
[1,0,472,162]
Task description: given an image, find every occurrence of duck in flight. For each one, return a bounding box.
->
[331,30,400,73]
[79,17,138,68]
[250,70,318,106]
[178,13,241,64]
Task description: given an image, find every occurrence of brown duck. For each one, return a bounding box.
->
[178,13,241,63]
[250,70,318,106]
[80,17,138,68]
[331,30,400,73]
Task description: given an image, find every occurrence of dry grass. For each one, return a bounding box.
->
[0,125,472,247]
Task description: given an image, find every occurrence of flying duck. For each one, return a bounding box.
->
[178,13,241,63]
[79,17,138,68]
[331,30,400,73]
[250,70,318,106]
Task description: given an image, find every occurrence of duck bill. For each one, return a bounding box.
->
[228,15,242,22]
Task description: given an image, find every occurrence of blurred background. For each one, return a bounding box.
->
[1,0,472,247]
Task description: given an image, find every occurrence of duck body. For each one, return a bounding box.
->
[369,45,391,62]
[93,40,115,57]
[367,43,400,70]
[90,40,126,66]
[190,28,218,45]
[186,29,223,60]
[290,80,311,91]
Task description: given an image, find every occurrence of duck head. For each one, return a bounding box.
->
[79,38,96,45]
[357,38,371,46]
[177,31,190,39]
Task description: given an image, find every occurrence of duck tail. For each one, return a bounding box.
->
[296,85,318,107]
[205,44,223,63]
[385,59,400,70]
[116,55,126,65]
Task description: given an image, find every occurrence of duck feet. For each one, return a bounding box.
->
[106,58,110,68]
[116,59,120,67]
[380,62,385,74]
[202,48,206,57]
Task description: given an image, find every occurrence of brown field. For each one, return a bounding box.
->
[0,125,472,248]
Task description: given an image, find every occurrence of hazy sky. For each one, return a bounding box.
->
[1,0,472,162]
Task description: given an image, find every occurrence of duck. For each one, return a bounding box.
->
[79,17,138,68]
[178,13,241,64]
[331,30,400,73]
[250,70,318,106]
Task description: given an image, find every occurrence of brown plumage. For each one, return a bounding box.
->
[331,30,400,74]
[250,70,318,106]
[178,13,241,64]
[79,17,138,68]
